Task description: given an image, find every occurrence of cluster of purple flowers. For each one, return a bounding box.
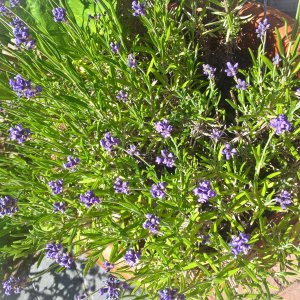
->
[103,260,115,272]
[269,114,292,135]
[211,129,223,142]
[63,155,80,169]
[132,1,145,16]
[127,53,137,68]
[193,180,217,204]
[0,195,18,217]
[225,62,238,77]
[155,150,176,168]
[256,18,270,38]
[9,74,42,98]
[202,64,216,79]
[48,179,64,195]
[127,144,140,156]
[124,248,141,267]
[99,275,129,300]
[273,190,293,209]
[222,143,237,160]
[52,7,66,22]
[150,182,166,199]
[9,0,20,7]
[229,232,251,256]
[113,178,129,194]
[236,78,249,90]
[45,242,74,268]
[79,190,101,208]
[158,288,185,300]
[100,132,120,152]
[110,41,120,54]
[116,90,128,102]
[143,213,160,234]
[53,202,67,213]
[2,276,24,296]
[155,119,172,138]
[10,17,35,49]
[9,124,30,144]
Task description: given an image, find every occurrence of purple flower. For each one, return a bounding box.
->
[236,78,249,90]
[273,190,293,209]
[193,180,217,204]
[156,150,175,168]
[57,252,74,269]
[158,288,185,300]
[296,89,300,97]
[116,90,128,102]
[124,248,140,267]
[113,178,129,194]
[45,242,73,268]
[155,119,172,138]
[202,64,216,79]
[9,0,20,7]
[150,182,166,199]
[48,179,64,195]
[256,18,270,38]
[53,202,67,213]
[272,54,281,65]
[269,114,292,135]
[225,62,238,77]
[127,144,140,156]
[132,1,145,16]
[0,5,10,16]
[110,41,120,54]
[127,53,137,68]
[100,132,120,152]
[76,293,88,300]
[2,277,24,296]
[46,242,62,259]
[0,195,18,218]
[229,232,251,256]
[211,129,223,142]
[99,275,128,299]
[63,155,80,169]
[103,260,115,272]
[52,7,66,22]
[222,143,237,160]
[9,74,42,98]
[143,213,160,234]
[79,190,101,208]
[9,124,30,144]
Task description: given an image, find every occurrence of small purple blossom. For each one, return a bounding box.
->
[155,150,175,168]
[202,64,216,79]
[63,155,80,169]
[0,195,18,218]
[113,178,129,194]
[2,277,24,296]
[269,114,292,135]
[46,242,62,259]
[132,1,145,16]
[143,213,160,234]
[57,252,74,269]
[79,190,101,208]
[229,232,251,256]
[193,181,217,204]
[222,143,237,160]
[225,62,238,77]
[273,190,293,209]
[48,179,64,195]
[45,242,73,268]
[116,90,128,102]
[99,275,128,299]
[256,18,270,38]
[9,0,20,7]
[76,293,88,300]
[127,53,137,68]
[100,132,120,152]
[0,5,10,16]
[158,288,185,300]
[9,74,42,98]
[53,202,67,213]
[236,78,249,90]
[110,41,120,54]
[211,129,223,142]
[272,54,281,65]
[127,144,140,156]
[124,248,141,267]
[155,119,172,138]
[52,7,66,22]
[150,182,166,199]
[103,261,115,272]
[9,124,30,144]
[295,89,300,97]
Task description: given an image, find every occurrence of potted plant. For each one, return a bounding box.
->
[0,0,299,299]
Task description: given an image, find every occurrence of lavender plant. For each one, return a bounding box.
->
[0,0,299,299]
